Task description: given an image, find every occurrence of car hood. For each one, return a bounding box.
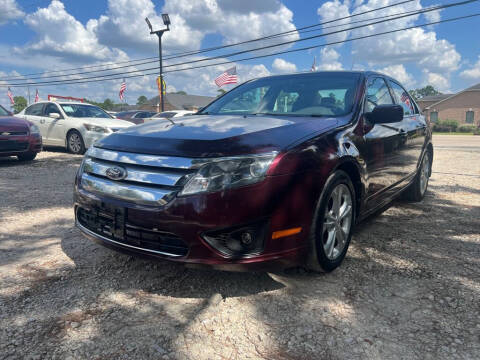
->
[72,117,133,128]
[94,114,339,158]
[0,116,30,132]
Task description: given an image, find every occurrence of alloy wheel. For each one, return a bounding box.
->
[68,133,82,154]
[322,184,353,260]
[419,153,430,195]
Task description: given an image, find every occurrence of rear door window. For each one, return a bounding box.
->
[25,103,44,116]
[388,80,415,115]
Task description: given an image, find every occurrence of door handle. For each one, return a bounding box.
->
[40,119,45,124]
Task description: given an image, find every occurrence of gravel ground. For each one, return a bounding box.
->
[0,135,479,360]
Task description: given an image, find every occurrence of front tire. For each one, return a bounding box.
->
[307,170,356,272]
[67,130,86,155]
[402,151,431,202]
[17,152,37,161]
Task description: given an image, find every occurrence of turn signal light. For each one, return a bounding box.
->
[272,227,302,240]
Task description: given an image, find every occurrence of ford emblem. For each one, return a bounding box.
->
[105,166,127,181]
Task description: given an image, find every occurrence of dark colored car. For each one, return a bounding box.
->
[74,71,432,272]
[0,105,42,161]
[115,111,157,125]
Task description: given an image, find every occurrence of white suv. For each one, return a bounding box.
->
[18,101,133,154]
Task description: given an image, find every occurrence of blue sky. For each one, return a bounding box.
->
[1,0,479,108]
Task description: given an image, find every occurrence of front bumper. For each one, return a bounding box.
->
[74,171,317,271]
[0,133,42,157]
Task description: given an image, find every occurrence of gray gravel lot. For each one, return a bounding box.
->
[0,135,479,360]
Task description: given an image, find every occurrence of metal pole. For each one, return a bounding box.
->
[158,33,164,112]
[27,86,31,105]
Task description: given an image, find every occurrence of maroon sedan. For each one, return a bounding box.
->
[0,105,42,161]
[74,71,432,272]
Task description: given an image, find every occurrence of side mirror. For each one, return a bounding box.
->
[365,104,403,124]
[49,112,61,119]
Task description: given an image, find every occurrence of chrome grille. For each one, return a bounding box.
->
[80,147,197,206]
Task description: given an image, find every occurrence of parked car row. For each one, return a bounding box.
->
[1,102,198,159]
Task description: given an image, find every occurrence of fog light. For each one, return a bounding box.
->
[241,232,253,245]
[201,220,268,258]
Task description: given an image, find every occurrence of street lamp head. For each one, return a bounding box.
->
[162,13,171,26]
[145,17,153,32]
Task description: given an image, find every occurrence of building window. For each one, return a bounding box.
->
[430,111,438,123]
[466,111,474,123]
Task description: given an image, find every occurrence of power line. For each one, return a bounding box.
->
[4,12,478,88]
[3,0,475,86]
[0,0,419,81]
[1,1,443,82]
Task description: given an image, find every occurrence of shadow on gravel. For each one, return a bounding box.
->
[2,173,479,358]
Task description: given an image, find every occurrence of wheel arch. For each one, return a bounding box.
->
[332,157,365,220]
[426,142,433,176]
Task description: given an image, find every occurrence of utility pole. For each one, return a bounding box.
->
[145,14,170,112]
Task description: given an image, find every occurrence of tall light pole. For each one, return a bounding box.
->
[145,14,170,112]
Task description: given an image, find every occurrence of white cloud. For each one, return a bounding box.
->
[0,0,24,25]
[423,6,442,24]
[317,0,351,45]
[377,64,415,87]
[317,47,343,70]
[353,1,459,73]
[460,57,480,80]
[424,71,450,91]
[17,0,118,62]
[272,58,297,73]
[92,0,204,54]
[316,0,461,77]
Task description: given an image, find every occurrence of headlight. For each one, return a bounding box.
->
[179,152,278,196]
[83,123,110,133]
[29,124,40,134]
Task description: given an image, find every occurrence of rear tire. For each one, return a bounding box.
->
[67,130,86,155]
[402,151,431,202]
[17,152,37,161]
[307,170,356,272]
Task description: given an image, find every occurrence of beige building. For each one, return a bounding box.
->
[416,83,480,126]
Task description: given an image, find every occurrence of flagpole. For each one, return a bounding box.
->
[27,86,31,105]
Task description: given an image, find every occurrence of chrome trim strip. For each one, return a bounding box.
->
[83,158,185,186]
[88,147,197,169]
[76,221,184,257]
[81,173,175,206]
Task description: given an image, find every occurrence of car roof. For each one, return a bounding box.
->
[255,70,389,81]
[32,101,92,106]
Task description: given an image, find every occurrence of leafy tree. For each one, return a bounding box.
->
[409,85,442,100]
[102,98,114,111]
[13,96,27,113]
[217,89,227,97]
[137,95,148,105]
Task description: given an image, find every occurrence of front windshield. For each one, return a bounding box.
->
[200,72,360,117]
[60,104,112,118]
[0,105,9,116]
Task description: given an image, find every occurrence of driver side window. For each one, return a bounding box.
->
[218,86,270,113]
[366,78,394,112]
[44,103,61,116]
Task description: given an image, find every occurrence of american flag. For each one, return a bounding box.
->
[34,89,39,103]
[311,56,316,72]
[401,92,412,110]
[119,79,126,101]
[7,87,14,105]
[215,66,237,87]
